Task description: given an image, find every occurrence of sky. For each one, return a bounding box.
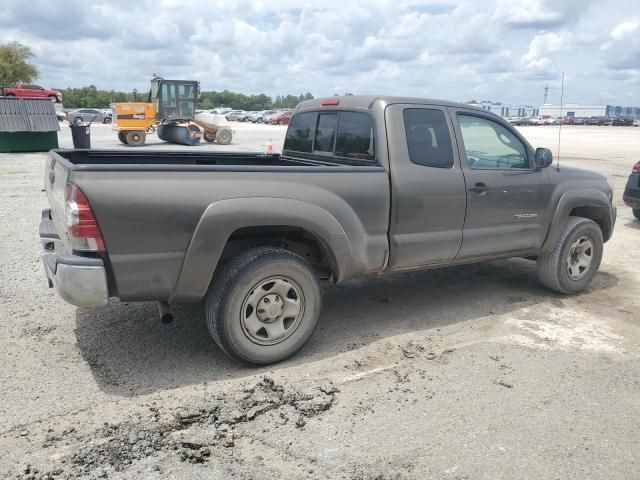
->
[1,0,639,106]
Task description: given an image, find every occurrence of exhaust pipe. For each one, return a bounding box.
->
[158,301,174,324]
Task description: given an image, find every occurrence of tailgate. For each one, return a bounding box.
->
[44,152,72,252]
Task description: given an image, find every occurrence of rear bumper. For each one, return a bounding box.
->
[40,209,109,308]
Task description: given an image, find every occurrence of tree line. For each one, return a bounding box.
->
[54,87,314,109]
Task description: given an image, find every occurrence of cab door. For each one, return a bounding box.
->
[386,104,467,269]
[450,109,548,258]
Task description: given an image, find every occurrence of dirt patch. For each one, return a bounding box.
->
[14,377,337,479]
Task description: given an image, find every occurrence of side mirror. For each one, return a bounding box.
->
[535,147,553,168]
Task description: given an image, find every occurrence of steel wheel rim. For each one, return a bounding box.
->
[240,276,305,346]
[566,235,594,280]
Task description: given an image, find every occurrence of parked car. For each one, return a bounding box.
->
[586,117,606,126]
[612,116,634,126]
[40,95,616,365]
[1,83,63,103]
[623,161,640,220]
[249,110,277,123]
[225,110,246,121]
[531,116,561,126]
[267,111,293,125]
[508,117,530,126]
[634,119,640,127]
[66,109,112,125]
[210,108,233,115]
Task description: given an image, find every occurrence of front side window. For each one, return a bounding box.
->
[458,114,529,169]
[403,108,454,168]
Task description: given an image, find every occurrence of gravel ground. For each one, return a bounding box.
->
[0,123,639,479]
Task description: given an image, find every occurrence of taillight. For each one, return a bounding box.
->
[64,182,105,252]
[321,97,339,106]
[632,161,640,173]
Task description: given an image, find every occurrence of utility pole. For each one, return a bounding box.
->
[543,85,549,104]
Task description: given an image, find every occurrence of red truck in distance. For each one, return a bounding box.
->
[1,82,63,103]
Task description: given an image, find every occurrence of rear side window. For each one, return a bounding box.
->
[403,109,454,168]
[284,111,375,163]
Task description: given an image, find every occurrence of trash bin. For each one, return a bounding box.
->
[69,123,91,149]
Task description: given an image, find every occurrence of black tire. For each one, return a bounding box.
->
[537,216,603,294]
[103,117,112,124]
[215,128,232,145]
[117,131,128,144]
[204,247,321,365]
[48,95,58,103]
[125,130,146,147]
[73,117,83,126]
[633,209,640,220]
[278,120,284,125]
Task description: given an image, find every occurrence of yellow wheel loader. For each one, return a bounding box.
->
[111,77,233,147]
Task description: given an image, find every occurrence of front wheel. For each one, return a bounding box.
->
[204,247,321,365]
[633,209,640,220]
[73,117,83,126]
[103,117,112,124]
[537,217,603,294]
[48,95,58,103]
[215,128,232,145]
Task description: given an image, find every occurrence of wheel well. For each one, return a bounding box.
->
[569,206,612,241]
[219,226,337,280]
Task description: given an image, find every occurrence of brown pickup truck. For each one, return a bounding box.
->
[41,95,616,364]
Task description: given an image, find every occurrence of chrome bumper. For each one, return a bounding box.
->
[41,209,109,308]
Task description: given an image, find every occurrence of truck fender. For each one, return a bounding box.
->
[171,197,358,303]
[540,188,612,253]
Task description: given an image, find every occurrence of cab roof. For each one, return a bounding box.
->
[296,95,485,112]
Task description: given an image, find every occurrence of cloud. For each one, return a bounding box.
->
[0,0,637,106]
[494,0,591,29]
[601,18,640,71]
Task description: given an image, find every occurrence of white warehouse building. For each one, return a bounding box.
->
[538,104,640,118]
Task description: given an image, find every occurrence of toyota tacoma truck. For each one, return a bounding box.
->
[40,95,616,364]
[2,82,63,102]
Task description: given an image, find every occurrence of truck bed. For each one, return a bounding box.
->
[52,149,359,170]
[45,148,390,303]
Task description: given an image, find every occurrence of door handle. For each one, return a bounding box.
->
[469,182,488,194]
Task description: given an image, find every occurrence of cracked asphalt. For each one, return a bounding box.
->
[0,123,639,479]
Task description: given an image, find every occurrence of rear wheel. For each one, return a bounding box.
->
[215,128,232,145]
[537,217,603,294]
[73,117,83,126]
[103,117,112,124]
[204,247,321,365]
[125,130,146,147]
[117,131,128,144]
[48,95,58,103]
[633,209,640,220]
